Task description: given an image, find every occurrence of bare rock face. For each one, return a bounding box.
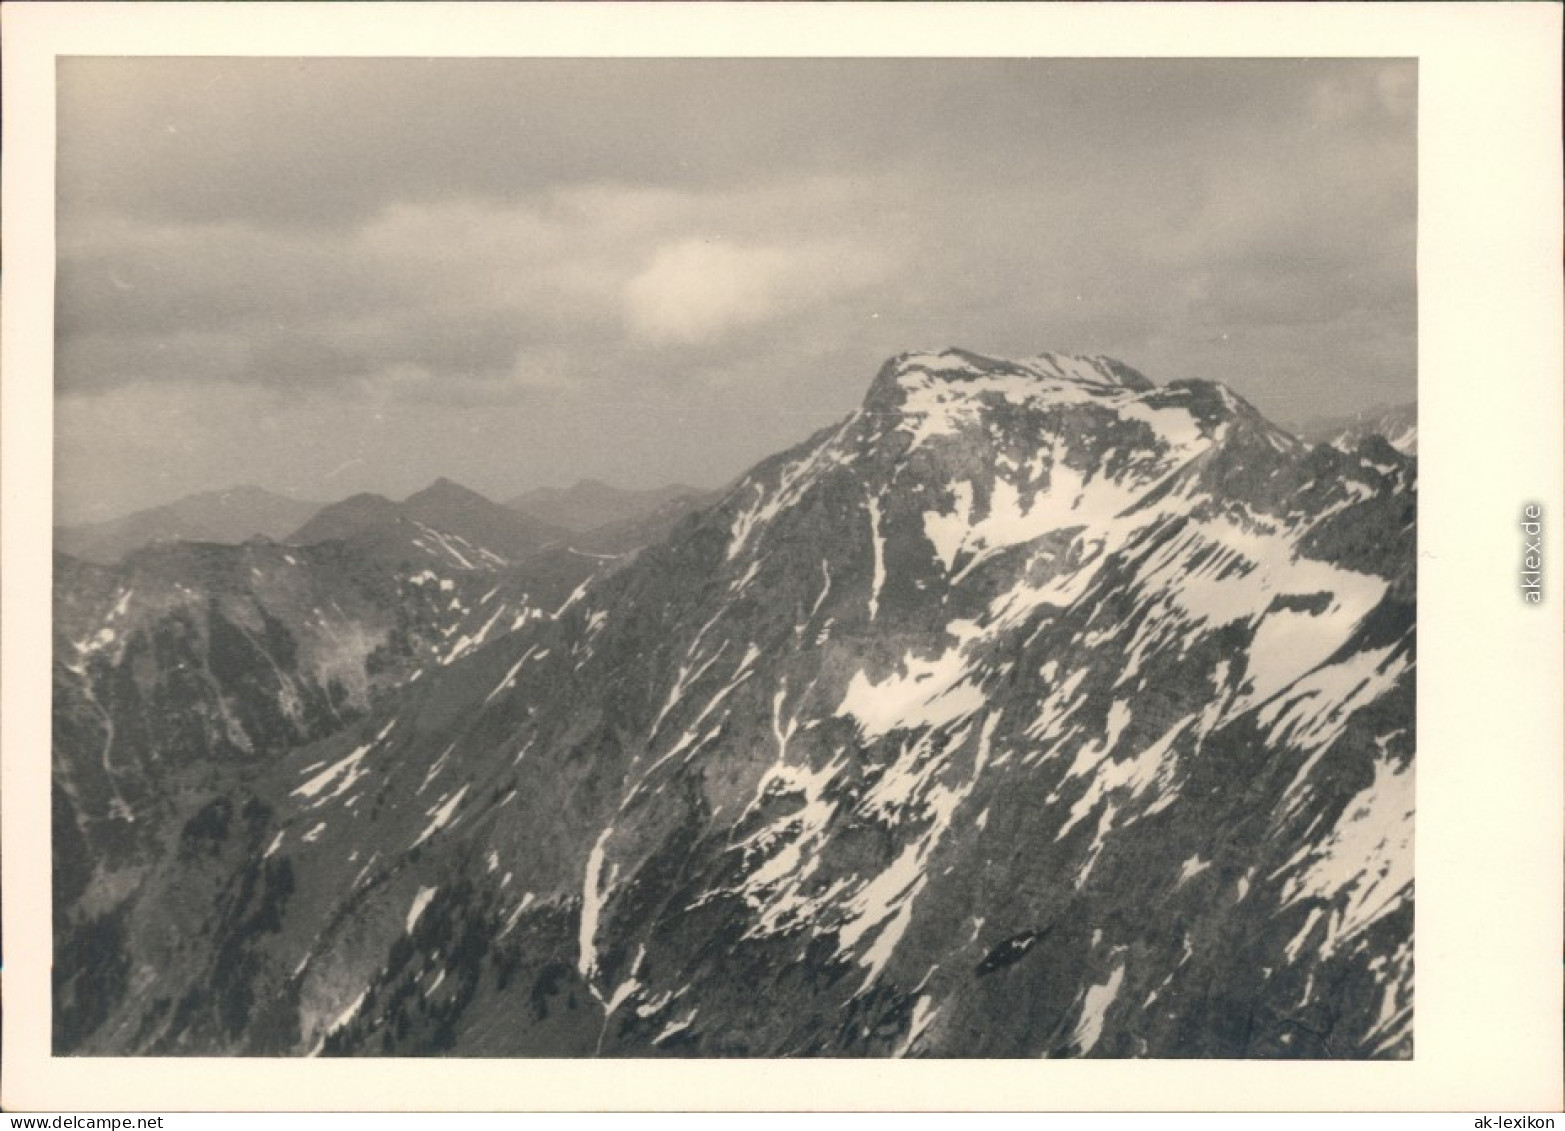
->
[53,348,1415,1059]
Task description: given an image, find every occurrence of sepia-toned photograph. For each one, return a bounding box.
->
[48,55,1418,1060]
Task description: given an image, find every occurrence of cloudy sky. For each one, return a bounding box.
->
[55,57,1415,523]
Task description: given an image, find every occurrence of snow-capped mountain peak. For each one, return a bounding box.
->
[859,347,1296,464]
[864,347,1151,417]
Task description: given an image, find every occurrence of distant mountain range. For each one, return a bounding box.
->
[287,478,567,572]
[56,478,709,568]
[1294,402,1417,456]
[506,480,706,534]
[53,348,1415,1059]
[54,486,323,565]
[58,406,1416,571]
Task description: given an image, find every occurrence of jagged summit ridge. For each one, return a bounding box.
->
[888,347,1153,391]
[864,347,1152,412]
[855,347,1300,470]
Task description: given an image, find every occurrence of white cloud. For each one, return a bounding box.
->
[624,238,880,346]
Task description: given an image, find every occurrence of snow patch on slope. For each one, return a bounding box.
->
[837,643,985,743]
[1278,752,1412,956]
[406,886,437,933]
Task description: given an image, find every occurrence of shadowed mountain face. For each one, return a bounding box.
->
[53,349,1414,1059]
[55,486,323,565]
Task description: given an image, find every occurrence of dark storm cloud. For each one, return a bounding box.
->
[57,218,408,339]
[58,58,1357,229]
[54,57,1416,521]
